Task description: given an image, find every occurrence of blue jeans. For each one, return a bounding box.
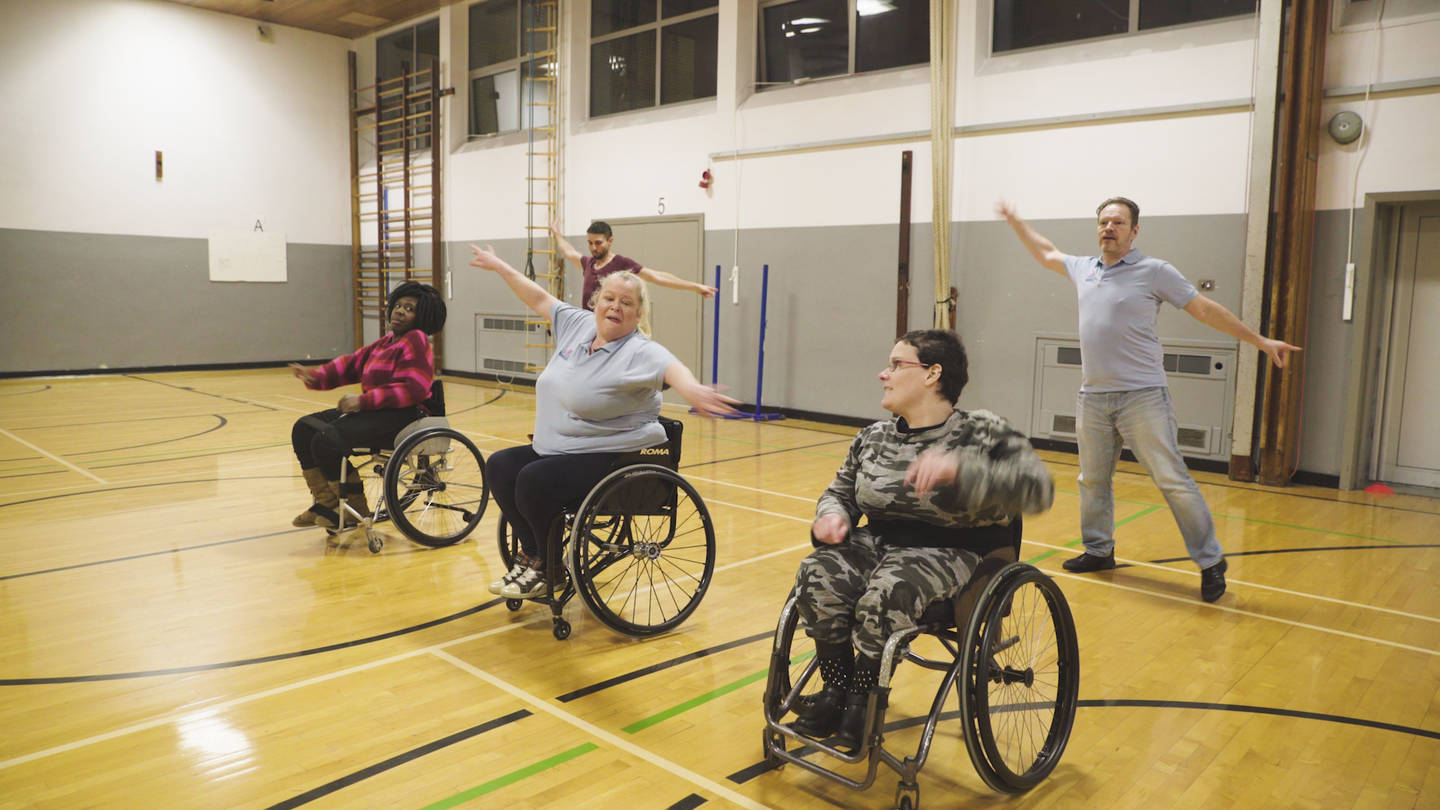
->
[1076,387,1223,569]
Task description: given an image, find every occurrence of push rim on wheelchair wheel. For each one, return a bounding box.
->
[763,596,821,725]
[384,428,489,547]
[961,564,1079,793]
[567,465,716,636]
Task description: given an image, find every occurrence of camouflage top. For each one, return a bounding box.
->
[816,408,1054,549]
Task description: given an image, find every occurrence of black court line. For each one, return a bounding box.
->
[1149,542,1440,564]
[125,373,278,411]
[555,631,774,703]
[86,441,290,470]
[0,526,315,582]
[1043,454,1440,518]
[729,699,1440,783]
[0,415,228,463]
[0,474,297,512]
[678,438,852,471]
[0,599,503,685]
[667,794,707,809]
[265,709,532,810]
[444,388,508,417]
[0,384,51,396]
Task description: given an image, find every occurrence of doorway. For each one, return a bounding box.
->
[602,215,706,406]
[1373,201,1440,488]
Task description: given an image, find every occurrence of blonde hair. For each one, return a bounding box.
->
[588,271,653,338]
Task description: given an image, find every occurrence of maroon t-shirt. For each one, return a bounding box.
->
[581,253,643,310]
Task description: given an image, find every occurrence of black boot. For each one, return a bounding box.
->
[791,641,853,739]
[832,656,881,751]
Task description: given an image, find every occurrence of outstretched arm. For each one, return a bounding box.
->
[1183,294,1302,368]
[996,200,1067,276]
[663,361,740,417]
[468,244,559,320]
[637,267,718,299]
[548,218,585,267]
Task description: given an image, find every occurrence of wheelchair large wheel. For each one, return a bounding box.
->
[762,594,821,729]
[383,427,488,548]
[567,464,715,637]
[958,563,1079,793]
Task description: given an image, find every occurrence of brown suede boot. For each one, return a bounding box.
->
[293,468,340,528]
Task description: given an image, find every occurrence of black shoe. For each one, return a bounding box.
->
[830,692,869,752]
[1063,551,1116,573]
[1200,558,1228,602]
[791,684,846,738]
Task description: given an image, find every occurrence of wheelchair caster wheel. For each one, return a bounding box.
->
[894,783,918,810]
[552,619,571,640]
[505,599,523,612]
[367,531,383,554]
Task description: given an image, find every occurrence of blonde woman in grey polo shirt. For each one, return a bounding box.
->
[998,198,1300,602]
[468,244,738,599]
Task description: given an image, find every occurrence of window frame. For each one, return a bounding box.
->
[466,0,554,140]
[588,0,719,119]
[755,0,931,89]
[989,0,1260,56]
[375,17,441,152]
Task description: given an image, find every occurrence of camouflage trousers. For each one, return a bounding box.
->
[793,529,980,660]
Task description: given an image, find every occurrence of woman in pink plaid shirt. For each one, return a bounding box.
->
[287,281,447,530]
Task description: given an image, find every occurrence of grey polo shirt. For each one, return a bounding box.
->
[532,301,676,455]
[1063,250,1198,393]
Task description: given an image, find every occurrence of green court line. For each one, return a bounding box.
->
[1023,504,1164,563]
[418,743,598,810]
[621,650,814,735]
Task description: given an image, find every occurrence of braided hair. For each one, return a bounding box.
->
[387,281,447,335]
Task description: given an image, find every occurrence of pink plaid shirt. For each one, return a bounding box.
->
[308,330,435,412]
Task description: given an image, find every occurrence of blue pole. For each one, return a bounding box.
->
[712,265,721,386]
[755,264,768,418]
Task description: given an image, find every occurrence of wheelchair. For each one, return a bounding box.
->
[331,380,490,554]
[761,521,1080,808]
[496,417,717,641]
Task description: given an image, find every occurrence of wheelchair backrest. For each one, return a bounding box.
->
[423,379,446,417]
[607,416,683,471]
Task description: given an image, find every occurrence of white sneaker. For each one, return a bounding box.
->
[489,562,529,595]
[500,566,547,599]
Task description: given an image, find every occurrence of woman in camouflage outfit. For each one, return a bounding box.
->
[790,329,1055,749]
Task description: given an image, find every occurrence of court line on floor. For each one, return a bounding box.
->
[1024,538,1440,625]
[0,428,107,485]
[0,622,530,772]
[430,649,771,810]
[267,710,536,810]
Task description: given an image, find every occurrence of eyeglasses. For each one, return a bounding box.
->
[884,359,932,373]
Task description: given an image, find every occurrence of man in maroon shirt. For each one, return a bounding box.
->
[550,219,716,309]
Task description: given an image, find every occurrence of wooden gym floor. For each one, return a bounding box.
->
[0,370,1435,809]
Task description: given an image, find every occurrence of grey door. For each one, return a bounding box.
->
[1377,201,1440,488]
[605,215,706,405]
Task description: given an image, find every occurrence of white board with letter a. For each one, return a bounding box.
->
[208,231,288,283]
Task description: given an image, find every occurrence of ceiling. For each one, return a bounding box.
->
[163,0,456,39]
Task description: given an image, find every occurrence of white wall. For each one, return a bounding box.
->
[0,0,352,244]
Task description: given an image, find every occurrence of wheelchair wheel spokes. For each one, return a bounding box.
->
[963,565,1079,793]
[385,428,489,548]
[762,596,822,724]
[570,465,716,637]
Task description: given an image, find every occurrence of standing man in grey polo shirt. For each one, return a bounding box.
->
[997,197,1300,601]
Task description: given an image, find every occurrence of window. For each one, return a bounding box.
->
[590,0,718,117]
[376,19,440,150]
[467,0,556,138]
[757,0,929,86]
[992,0,1257,53]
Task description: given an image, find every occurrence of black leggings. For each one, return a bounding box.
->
[291,407,422,481]
[487,445,620,565]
